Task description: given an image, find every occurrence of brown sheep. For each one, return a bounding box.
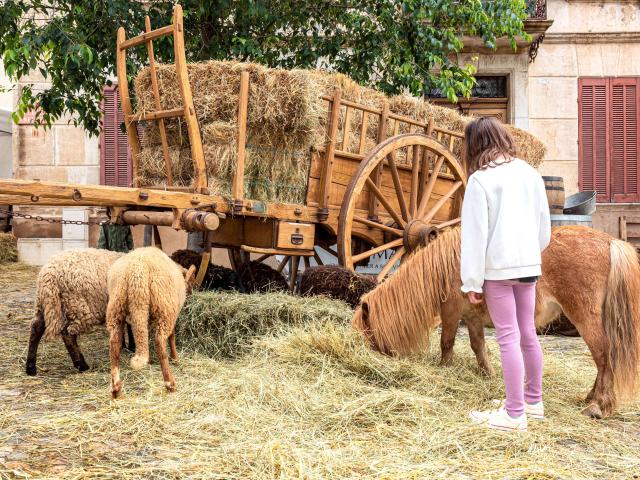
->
[106,247,190,399]
[298,265,376,308]
[26,248,124,376]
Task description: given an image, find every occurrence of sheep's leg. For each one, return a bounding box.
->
[127,324,136,352]
[26,313,46,376]
[121,324,136,352]
[62,334,89,372]
[168,332,178,362]
[109,321,124,399]
[156,333,176,392]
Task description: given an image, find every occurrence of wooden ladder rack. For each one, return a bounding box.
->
[116,4,208,193]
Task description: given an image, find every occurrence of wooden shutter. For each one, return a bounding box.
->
[100,85,132,187]
[578,78,610,202]
[611,78,640,202]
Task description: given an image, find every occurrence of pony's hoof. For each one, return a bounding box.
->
[77,362,90,372]
[25,364,37,376]
[581,403,603,419]
[438,358,453,367]
[478,365,495,377]
[165,382,176,392]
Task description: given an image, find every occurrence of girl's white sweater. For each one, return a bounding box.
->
[460,158,551,293]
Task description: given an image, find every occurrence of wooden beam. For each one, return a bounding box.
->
[118,24,174,50]
[121,210,174,227]
[240,245,314,256]
[0,179,320,222]
[319,88,342,220]
[339,106,352,152]
[126,108,184,123]
[120,209,220,231]
[116,27,142,187]
[145,15,173,187]
[233,71,250,205]
[172,5,208,193]
[369,102,389,219]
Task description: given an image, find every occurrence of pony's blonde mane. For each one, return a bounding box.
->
[352,227,462,355]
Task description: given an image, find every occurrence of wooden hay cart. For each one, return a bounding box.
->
[0,5,466,287]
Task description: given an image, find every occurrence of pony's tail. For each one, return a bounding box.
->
[603,239,640,401]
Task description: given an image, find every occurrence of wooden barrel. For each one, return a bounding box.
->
[542,176,565,214]
[550,214,592,228]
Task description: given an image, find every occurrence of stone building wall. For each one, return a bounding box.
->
[528,0,640,197]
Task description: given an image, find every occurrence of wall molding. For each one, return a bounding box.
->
[545,32,640,44]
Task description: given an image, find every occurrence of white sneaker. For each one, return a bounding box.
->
[491,399,544,420]
[470,407,528,432]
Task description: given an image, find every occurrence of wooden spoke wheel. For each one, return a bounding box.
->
[337,133,466,282]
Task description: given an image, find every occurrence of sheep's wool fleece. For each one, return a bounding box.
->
[107,247,187,329]
[37,248,124,340]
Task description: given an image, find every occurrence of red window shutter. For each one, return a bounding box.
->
[611,78,640,202]
[578,78,610,202]
[100,85,133,187]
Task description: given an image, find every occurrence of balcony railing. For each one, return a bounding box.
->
[526,0,547,20]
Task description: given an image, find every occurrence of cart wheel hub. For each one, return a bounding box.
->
[403,220,439,252]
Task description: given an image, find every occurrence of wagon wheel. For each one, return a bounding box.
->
[337,133,466,282]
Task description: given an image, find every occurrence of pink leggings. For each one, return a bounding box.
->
[483,280,543,417]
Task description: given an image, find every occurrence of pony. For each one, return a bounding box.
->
[352,226,640,419]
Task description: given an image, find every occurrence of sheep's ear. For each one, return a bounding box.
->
[184,265,197,287]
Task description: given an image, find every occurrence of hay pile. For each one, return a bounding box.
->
[2,265,640,479]
[0,232,18,263]
[175,290,351,358]
[133,61,546,203]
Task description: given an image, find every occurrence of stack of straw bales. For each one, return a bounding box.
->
[134,61,546,203]
[0,233,18,263]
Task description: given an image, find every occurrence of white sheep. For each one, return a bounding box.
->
[106,247,193,398]
[26,248,125,376]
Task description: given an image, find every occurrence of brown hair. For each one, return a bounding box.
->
[462,117,517,176]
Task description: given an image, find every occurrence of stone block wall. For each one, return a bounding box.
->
[528,0,640,197]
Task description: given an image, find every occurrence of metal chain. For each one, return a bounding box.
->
[0,206,110,226]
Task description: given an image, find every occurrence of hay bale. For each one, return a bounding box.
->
[134,61,546,203]
[299,265,376,308]
[175,290,351,357]
[135,61,324,149]
[0,233,18,263]
[238,261,288,293]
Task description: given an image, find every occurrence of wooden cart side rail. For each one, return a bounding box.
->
[319,94,465,140]
[0,179,320,223]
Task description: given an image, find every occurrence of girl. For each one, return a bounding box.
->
[460,117,551,432]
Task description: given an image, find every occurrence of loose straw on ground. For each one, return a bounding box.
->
[3,266,636,479]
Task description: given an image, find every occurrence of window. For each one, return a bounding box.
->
[428,76,507,99]
[100,85,132,187]
[579,77,639,203]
